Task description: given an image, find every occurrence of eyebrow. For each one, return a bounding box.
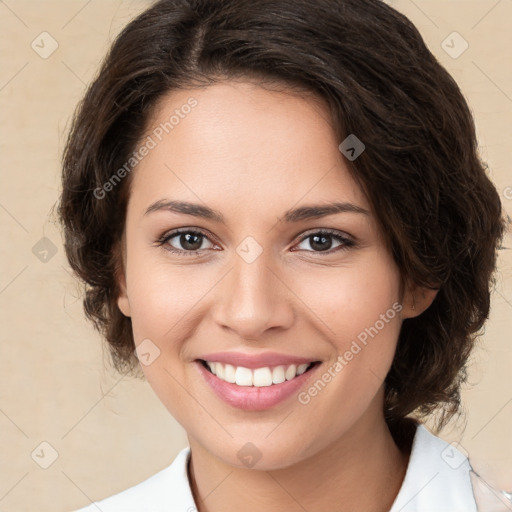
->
[143,199,369,223]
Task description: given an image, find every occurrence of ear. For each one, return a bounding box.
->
[114,238,131,318]
[401,283,439,319]
[116,269,131,318]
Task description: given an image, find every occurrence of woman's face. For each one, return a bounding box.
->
[117,80,416,469]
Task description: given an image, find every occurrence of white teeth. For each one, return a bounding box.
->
[205,361,314,387]
[224,363,236,384]
[272,365,286,384]
[235,366,253,386]
[216,362,225,380]
[253,367,273,387]
[285,364,297,381]
[296,363,309,375]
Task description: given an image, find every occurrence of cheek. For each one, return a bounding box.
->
[293,254,402,404]
[292,252,402,343]
[123,250,209,421]
[297,256,402,400]
[125,246,212,343]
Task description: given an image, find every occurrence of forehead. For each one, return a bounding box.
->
[127,80,369,217]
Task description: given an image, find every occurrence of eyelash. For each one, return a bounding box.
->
[154,228,356,257]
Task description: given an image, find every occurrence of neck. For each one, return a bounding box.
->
[187,407,411,512]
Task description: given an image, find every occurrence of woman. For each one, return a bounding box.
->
[58,0,508,510]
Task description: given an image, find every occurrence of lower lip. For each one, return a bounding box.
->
[195,360,320,411]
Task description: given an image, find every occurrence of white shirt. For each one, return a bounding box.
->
[74,424,478,511]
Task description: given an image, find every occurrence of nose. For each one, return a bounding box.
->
[211,250,295,340]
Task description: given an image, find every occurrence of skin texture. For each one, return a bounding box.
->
[116,80,437,512]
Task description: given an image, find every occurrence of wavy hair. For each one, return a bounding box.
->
[57,0,506,436]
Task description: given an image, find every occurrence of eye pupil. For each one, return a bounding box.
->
[164,230,348,255]
[310,234,332,251]
[181,233,202,250]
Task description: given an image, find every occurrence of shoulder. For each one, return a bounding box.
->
[73,446,196,512]
[390,423,477,512]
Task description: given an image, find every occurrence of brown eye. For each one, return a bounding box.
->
[157,229,216,255]
[174,232,204,251]
[294,230,355,254]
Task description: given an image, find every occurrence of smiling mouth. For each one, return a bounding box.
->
[198,359,321,387]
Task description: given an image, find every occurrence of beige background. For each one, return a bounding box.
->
[0,1,511,510]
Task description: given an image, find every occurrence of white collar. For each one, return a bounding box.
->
[389,424,477,511]
[78,423,477,511]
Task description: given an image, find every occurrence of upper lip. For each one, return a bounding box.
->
[197,351,320,369]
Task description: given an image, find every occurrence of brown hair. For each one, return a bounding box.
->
[57,0,506,435]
